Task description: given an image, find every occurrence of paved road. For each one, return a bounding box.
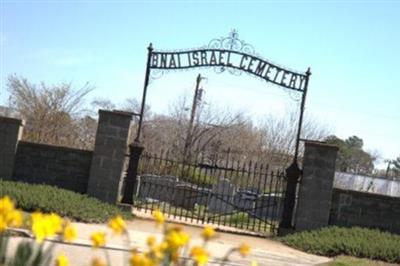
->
[6,218,331,266]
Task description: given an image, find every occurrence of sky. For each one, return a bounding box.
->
[1,0,399,168]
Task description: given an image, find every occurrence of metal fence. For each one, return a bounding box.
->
[132,151,287,235]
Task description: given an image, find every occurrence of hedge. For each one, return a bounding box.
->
[0,180,133,223]
[281,226,400,263]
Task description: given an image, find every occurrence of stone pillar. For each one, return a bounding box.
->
[0,117,23,180]
[87,110,132,204]
[295,141,338,231]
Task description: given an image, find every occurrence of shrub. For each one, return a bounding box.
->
[0,180,133,223]
[281,226,400,263]
[226,212,251,225]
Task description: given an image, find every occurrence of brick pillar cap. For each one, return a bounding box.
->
[98,109,134,118]
[304,139,339,151]
[0,116,24,126]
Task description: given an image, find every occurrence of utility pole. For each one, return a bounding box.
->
[183,74,204,163]
[385,159,392,178]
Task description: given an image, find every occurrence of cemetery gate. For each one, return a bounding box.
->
[121,30,311,235]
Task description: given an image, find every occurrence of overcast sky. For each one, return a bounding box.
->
[1,0,399,167]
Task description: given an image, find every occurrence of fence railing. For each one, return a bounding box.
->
[132,150,287,235]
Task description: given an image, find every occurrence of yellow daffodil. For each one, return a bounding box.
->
[190,246,209,266]
[157,241,168,253]
[108,215,126,235]
[31,213,55,242]
[90,231,106,248]
[0,196,14,215]
[130,251,153,266]
[147,236,157,247]
[0,196,23,232]
[6,209,23,227]
[31,212,63,243]
[130,252,142,266]
[165,228,190,249]
[91,257,106,266]
[63,222,77,242]
[31,212,45,242]
[56,254,69,266]
[239,243,251,257]
[49,213,63,234]
[149,244,165,261]
[201,225,216,240]
[152,209,165,226]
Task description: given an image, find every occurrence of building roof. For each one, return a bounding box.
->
[334,172,400,198]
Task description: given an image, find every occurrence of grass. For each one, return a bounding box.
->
[323,256,398,266]
[0,179,133,223]
[134,200,275,234]
[281,226,400,264]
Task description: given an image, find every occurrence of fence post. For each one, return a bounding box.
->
[295,140,338,231]
[278,161,301,234]
[121,141,144,204]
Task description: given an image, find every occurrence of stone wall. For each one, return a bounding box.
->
[330,188,400,234]
[0,110,132,203]
[13,141,93,193]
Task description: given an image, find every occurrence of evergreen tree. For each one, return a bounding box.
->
[325,135,374,174]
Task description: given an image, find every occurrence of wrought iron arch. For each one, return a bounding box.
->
[136,30,311,162]
[123,30,312,231]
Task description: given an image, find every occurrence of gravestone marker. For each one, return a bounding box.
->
[233,190,257,212]
[255,194,283,219]
[137,175,178,202]
[209,179,236,214]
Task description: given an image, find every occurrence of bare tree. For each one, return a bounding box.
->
[7,75,94,148]
[91,98,116,111]
[132,93,330,169]
[73,116,97,150]
[138,95,242,162]
[5,75,330,166]
[259,108,331,167]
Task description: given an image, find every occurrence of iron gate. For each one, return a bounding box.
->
[131,151,287,236]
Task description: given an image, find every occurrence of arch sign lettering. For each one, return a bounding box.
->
[150,49,307,92]
[135,30,311,163]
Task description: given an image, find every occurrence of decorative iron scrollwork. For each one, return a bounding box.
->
[149,69,164,82]
[208,29,255,54]
[208,29,255,75]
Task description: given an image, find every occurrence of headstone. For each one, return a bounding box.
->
[233,190,257,212]
[137,175,178,202]
[208,179,236,214]
[172,183,199,210]
[194,187,211,206]
[255,194,284,219]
